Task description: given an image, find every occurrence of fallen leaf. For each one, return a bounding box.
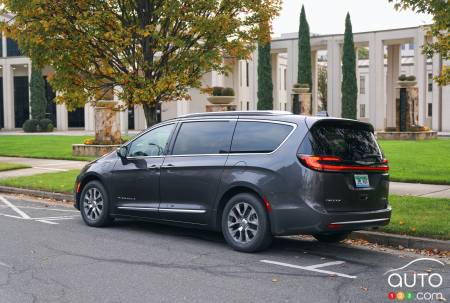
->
[271,278,278,283]
[399,220,405,225]
[360,287,368,292]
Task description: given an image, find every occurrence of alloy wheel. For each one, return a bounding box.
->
[83,187,104,221]
[227,202,259,244]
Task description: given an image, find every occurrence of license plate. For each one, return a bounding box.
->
[354,174,370,188]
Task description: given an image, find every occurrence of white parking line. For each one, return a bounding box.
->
[0,195,77,225]
[260,259,357,279]
[0,196,31,219]
[0,261,11,268]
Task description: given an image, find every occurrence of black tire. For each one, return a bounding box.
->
[313,232,350,243]
[221,193,272,252]
[80,181,114,227]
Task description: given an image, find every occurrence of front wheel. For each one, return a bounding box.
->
[313,232,350,243]
[221,193,272,252]
[80,181,114,227]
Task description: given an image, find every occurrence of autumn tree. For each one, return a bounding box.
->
[341,13,357,119]
[1,0,281,126]
[389,0,449,85]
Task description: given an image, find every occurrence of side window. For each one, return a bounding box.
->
[128,124,175,157]
[231,121,293,153]
[172,121,235,155]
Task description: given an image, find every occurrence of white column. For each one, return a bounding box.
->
[84,103,95,131]
[134,105,146,130]
[369,34,385,130]
[386,45,401,127]
[286,41,297,112]
[327,38,341,117]
[56,102,68,131]
[2,63,14,129]
[311,50,318,114]
[431,53,442,131]
[414,29,427,126]
[271,53,279,109]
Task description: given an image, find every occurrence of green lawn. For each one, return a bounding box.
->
[380,195,450,240]
[0,135,97,161]
[0,169,79,193]
[379,138,450,185]
[0,162,31,172]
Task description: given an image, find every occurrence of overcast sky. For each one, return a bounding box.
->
[272,0,432,36]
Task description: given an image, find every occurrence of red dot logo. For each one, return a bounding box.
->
[388,292,397,300]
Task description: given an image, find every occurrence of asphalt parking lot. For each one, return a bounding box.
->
[0,195,448,303]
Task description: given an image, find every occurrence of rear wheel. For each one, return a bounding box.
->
[313,232,350,243]
[221,193,272,252]
[80,181,113,227]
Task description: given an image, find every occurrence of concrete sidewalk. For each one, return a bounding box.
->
[390,181,450,199]
[0,156,86,179]
[0,156,449,198]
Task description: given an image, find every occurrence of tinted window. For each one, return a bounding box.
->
[231,121,293,153]
[172,121,234,155]
[299,122,382,162]
[128,123,175,157]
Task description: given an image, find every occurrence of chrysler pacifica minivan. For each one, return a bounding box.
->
[74,111,391,252]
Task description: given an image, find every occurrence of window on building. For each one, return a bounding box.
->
[128,124,175,157]
[231,121,293,153]
[428,73,433,92]
[246,61,250,87]
[246,101,250,110]
[7,38,21,57]
[283,68,287,90]
[401,44,405,50]
[409,42,414,50]
[359,76,366,95]
[428,103,432,117]
[172,121,235,155]
[360,104,366,118]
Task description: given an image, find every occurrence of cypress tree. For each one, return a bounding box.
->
[30,67,47,121]
[257,41,273,110]
[341,13,357,119]
[297,5,312,90]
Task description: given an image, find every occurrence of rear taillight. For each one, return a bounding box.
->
[298,155,389,173]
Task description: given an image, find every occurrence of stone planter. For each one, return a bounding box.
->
[94,101,121,145]
[72,144,120,157]
[292,87,309,94]
[397,80,417,88]
[207,96,235,105]
[376,131,437,140]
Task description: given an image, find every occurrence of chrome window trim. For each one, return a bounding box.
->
[166,119,298,157]
[331,218,389,225]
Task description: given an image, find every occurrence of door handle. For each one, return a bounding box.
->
[163,163,175,168]
[147,164,159,170]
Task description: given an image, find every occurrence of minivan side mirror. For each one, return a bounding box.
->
[117,146,128,158]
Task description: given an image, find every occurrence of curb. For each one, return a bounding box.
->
[351,230,449,252]
[0,186,74,202]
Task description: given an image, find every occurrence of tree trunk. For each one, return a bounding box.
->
[143,103,160,128]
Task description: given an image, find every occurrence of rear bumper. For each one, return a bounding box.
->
[270,205,391,236]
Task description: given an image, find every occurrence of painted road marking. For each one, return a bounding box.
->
[0,195,78,225]
[0,196,31,219]
[260,259,357,279]
[0,261,11,268]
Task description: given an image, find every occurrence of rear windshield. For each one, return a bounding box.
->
[299,121,383,162]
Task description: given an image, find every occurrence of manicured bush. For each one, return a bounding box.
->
[22,119,39,132]
[30,68,47,121]
[212,86,223,96]
[406,75,416,81]
[297,5,312,91]
[398,74,407,81]
[222,87,235,96]
[39,119,54,132]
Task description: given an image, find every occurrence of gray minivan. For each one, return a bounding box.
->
[74,111,391,252]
